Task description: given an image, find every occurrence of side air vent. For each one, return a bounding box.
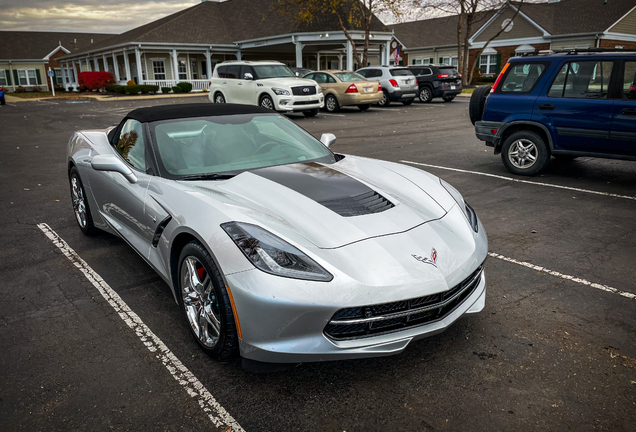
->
[319,190,394,217]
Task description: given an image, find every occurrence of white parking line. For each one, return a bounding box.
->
[488,252,635,300]
[401,160,636,201]
[37,223,245,432]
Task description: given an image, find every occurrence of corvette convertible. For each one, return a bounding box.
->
[67,103,488,363]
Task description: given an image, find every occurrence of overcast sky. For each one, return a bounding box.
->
[0,0,200,32]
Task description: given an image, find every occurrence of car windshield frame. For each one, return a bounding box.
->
[147,113,336,180]
[252,65,296,79]
[334,72,367,82]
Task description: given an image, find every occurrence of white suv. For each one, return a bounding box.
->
[208,61,324,117]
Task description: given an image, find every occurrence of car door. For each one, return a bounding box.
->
[223,65,241,103]
[608,59,636,156]
[235,65,258,105]
[89,119,155,256]
[535,59,615,153]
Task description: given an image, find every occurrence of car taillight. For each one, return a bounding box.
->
[491,62,510,93]
[0,87,3,92]
[630,85,636,92]
[345,84,358,93]
[389,79,399,87]
[378,83,382,91]
[208,81,211,86]
[437,74,449,78]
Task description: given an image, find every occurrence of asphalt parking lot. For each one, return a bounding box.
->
[1,95,635,431]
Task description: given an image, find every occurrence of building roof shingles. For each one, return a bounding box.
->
[0,31,113,60]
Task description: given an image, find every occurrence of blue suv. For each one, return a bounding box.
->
[471,49,636,175]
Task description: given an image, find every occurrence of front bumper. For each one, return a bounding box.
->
[274,92,324,112]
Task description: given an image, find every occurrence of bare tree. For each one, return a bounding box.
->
[275,0,405,67]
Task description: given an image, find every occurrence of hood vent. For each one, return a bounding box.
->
[319,190,394,217]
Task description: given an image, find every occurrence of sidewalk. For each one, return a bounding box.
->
[4,92,208,103]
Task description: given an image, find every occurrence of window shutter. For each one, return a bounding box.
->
[6,70,11,85]
[35,69,42,85]
[496,54,502,73]
[429,58,434,64]
[13,70,19,85]
[477,56,480,67]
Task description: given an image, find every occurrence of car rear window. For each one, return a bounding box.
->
[437,67,458,76]
[547,61,613,99]
[499,62,548,93]
[390,68,413,77]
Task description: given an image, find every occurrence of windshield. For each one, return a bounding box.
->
[150,114,334,178]
[334,72,367,82]
[253,65,296,79]
[390,68,414,77]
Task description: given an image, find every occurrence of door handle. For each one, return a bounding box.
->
[539,104,555,110]
[222,81,227,85]
[621,108,636,115]
[238,82,242,86]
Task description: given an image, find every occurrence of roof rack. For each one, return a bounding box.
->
[520,48,636,57]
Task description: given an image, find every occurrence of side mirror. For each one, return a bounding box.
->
[91,154,138,183]
[320,133,336,148]
[244,73,254,80]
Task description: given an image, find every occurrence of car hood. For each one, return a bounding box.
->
[257,77,318,89]
[183,156,455,249]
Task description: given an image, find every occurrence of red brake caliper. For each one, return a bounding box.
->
[197,267,205,280]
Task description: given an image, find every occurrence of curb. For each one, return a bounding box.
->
[4,92,209,103]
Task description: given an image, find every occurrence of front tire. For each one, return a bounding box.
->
[260,95,275,110]
[214,93,225,104]
[178,241,239,361]
[69,166,96,235]
[419,86,433,103]
[378,90,391,107]
[325,94,340,112]
[501,131,550,176]
[303,109,319,117]
[0,96,5,106]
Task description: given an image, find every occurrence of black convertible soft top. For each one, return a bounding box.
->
[126,103,273,123]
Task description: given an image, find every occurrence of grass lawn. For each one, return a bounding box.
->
[8,91,94,100]
[461,88,476,94]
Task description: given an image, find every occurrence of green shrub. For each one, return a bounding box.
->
[106,85,119,93]
[161,87,172,94]
[140,86,149,94]
[114,86,126,94]
[176,82,192,93]
[142,85,159,93]
[479,75,497,83]
[124,85,141,94]
[171,86,182,93]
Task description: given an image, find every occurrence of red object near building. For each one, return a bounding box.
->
[78,71,115,90]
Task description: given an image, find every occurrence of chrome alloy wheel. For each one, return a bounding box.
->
[380,92,388,106]
[508,138,538,169]
[326,96,337,112]
[71,176,87,228]
[420,87,431,101]
[180,256,221,348]
[260,97,274,110]
[215,94,225,104]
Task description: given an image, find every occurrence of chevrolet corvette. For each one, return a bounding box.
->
[67,103,488,363]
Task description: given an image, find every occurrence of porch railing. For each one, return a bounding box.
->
[144,79,209,92]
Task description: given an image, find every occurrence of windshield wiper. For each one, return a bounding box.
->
[177,173,236,181]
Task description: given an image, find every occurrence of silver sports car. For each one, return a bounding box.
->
[68,103,488,363]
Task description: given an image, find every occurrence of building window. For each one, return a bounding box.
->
[191,60,198,80]
[451,57,459,67]
[0,70,6,86]
[480,54,497,75]
[412,58,424,65]
[178,60,187,80]
[54,68,63,85]
[152,60,166,80]
[17,69,38,86]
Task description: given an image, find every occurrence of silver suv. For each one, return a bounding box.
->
[356,66,418,107]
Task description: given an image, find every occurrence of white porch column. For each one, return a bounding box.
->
[172,49,179,82]
[295,42,303,68]
[60,63,68,90]
[346,40,353,71]
[93,57,99,71]
[102,54,109,72]
[123,51,131,82]
[338,54,343,70]
[135,47,144,84]
[317,52,321,70]
[236,51,242,61]
[86,57,92,72]
[186,52,191,79]
[112,53,120,81]
[205,50,212,79]
[384,41,390,65]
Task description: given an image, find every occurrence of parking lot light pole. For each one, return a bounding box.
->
[295,42,303,68]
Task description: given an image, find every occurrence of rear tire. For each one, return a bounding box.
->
[378,90,391,107]
[178,241,239,361]
[0,96,5,105]
[501,130,550,176]
[69,166,97,235]
[303,109,319,117]
[442,95,455,102]
[402,99,414,106]
[325,94,340,112]
[358,104,371,111]
[419,86,433,103]
[469,85,491,125]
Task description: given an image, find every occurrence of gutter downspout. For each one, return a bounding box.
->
[595,33,601,48]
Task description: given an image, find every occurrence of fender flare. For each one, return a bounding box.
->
[496,120,555,153]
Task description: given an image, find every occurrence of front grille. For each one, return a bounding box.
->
[293,100,319,106]
[324,264,484,340]
[292,85,317,96]
[319,190,394,217]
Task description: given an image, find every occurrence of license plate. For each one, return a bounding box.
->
[364,87,372,93]
[451,85,456,90]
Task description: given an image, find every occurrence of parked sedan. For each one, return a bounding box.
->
[68,103,487,364]
[303,70,382,112]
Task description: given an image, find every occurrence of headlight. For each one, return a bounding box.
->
[440,179,479,233]
[221,222,333,282]
[317,85,322,93]
[271,87,290,96]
